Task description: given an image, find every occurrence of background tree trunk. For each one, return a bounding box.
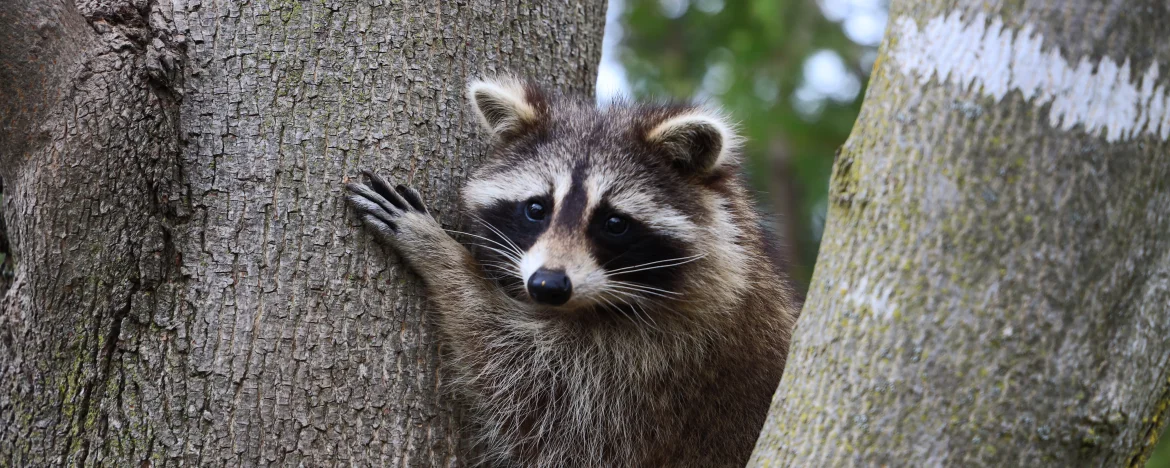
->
[0,0,604,465]
[752,0,1170,465]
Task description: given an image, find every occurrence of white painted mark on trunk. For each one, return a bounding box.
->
[844,276,897,320]
[891,11,1170,142]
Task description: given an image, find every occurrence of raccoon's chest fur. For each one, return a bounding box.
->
[451,292,787,467]
[457,326,710,466]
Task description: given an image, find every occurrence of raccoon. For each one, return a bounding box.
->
[345,76,799,467]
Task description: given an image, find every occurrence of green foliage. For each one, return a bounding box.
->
[619,0,873,287]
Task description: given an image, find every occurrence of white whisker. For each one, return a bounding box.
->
[481,265,522,277]
[629,300,663,332]
[446,228,525,259]
[471,216,526,256]
[481,260,521,270]
[606,254,706,275]
[474,218,522,248]
[482,266,523,280]
[599,290,662,334]
[466,242,524,263]
[595,291,644,330]
[607,281,682,298]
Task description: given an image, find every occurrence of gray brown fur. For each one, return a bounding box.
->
[346,77,798,467]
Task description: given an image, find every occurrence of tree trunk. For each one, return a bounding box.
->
[0,0,605,465]
[752,1,1170,466]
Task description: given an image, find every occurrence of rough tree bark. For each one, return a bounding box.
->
[751,0,1170,466]
[0,0,604,465]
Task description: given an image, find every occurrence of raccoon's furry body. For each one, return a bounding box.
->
[346,77,798,467]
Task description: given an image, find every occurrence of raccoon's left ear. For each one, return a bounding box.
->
[645,109,742,175]
[467,76,547,141]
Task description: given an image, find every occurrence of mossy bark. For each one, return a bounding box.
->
[752,0,1170,465]
[0,0,604,465]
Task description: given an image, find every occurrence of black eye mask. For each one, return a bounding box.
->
[586,201,691,296]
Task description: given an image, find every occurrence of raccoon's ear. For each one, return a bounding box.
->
[645,110,742,175]
[467,77,546,141]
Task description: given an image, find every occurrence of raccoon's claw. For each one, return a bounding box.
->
[345,170,435,246]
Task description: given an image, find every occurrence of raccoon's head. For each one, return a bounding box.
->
[461,76,753,322]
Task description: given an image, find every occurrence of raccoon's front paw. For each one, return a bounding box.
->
[345,170,443,255]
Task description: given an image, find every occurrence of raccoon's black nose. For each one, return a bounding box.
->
[527,269,572,306]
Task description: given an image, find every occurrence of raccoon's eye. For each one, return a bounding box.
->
[603,215,629,235]
[524,201,547,221]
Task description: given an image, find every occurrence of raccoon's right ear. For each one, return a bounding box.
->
[467,77,547,141]
[645,108,743,176]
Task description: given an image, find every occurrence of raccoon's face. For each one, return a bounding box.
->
[461,77,746,318]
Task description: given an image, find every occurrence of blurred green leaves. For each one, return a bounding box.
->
[619,0,879,287]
